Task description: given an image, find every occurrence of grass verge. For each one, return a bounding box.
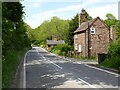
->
[2,48,30,88]
[72,55,97,61]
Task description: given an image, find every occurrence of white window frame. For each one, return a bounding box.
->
[90,26,95,34]
[110,27,113,40]
[75,43,78,50]
[78,44,82,52]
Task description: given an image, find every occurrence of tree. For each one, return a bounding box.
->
[31,16,69,45]
[104,13,117,28]
[85,11,92,21]
[66,14,79,46]
[2,2,31,88]
[2,2,31,54]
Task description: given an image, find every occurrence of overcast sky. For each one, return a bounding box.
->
[21,0,119,29]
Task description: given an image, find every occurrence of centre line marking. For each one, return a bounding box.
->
[40,54,63,70]
[36,49,63,70]
[47,59,63,69]
[78,78,96,88]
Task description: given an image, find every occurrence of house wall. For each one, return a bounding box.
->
[74,31,87,57]
[90,19,109,56]
[74,18,110,57]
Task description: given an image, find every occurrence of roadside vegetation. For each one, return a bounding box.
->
[50,44,72,57]
[2,49,29,88]
[100,19,120,72]
[30,16,69,45]
[2,2,31,88]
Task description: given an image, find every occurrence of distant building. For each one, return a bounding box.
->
[74,9,116,57]
[46,40,65,50]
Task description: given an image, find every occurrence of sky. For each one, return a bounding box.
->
[21,0,120,29]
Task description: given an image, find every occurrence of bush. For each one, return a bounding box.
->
[50,44,71,56]
[101,56,120,70]
[40,41,46,48]
[101,40,120,70]
[108,41,120,57]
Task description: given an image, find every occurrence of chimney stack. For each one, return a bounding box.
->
[79,9,86,27]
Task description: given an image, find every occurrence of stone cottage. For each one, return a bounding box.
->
[74,9,113,57]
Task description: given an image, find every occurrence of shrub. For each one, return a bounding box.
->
[51,44,71,56]
[40,41,46,48]
[101,40,120,70]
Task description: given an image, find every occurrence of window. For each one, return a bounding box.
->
[75,43,78,50]
[78,44,82,52]
[90,26,95,34]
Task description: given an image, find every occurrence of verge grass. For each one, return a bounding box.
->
[2,48,29,88]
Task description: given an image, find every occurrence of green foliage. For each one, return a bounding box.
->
[51,44,71,56]
[2,2,31,54]
[2,49,29,88]
[104,13,117,28]
[31,16,69,45]
[40,41,46,48]
[2,2,31,88]
[24,22,33,41]
[2,2,24,22]
[115,21,120,41]
[108,41,120,57]
[85,11,93,21]
[101,56,120,70]
[66,14,79,46]
[105,20,120,70]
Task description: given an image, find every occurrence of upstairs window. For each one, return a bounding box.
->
[90,26,95,34]
[75,35,78,39]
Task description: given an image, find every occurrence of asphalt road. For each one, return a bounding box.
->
[22,46,119,89]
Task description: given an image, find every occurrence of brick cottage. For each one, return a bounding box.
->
[74,9,115,57]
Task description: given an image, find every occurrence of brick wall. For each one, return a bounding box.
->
[90,19,109,56]
[74,18,110,57]
[74,31,87,57]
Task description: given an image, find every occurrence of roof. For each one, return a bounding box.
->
[74,17,100,33]
[46,40,65,45]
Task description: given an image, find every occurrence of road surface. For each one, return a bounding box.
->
[21,46,119,89]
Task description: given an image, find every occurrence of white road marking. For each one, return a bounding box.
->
[38,52,62,70]
[47,59,63,69]
[37,49,63,70]
[78,78,96,88]
[35,47,99,88]
[85,64,120,77]
[23,50,31,88]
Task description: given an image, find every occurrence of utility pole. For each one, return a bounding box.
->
[88,23,91,58]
